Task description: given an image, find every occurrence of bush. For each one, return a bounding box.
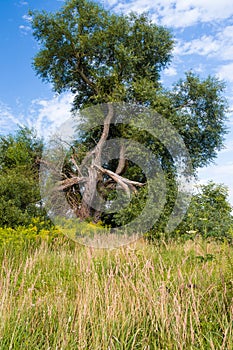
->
[174,182,233,241]
[0,220,61,247]
[0,127,45,228]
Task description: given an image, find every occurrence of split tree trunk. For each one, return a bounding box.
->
[76,103,114,220]
[49,103,144,222]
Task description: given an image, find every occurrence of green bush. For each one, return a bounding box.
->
[0,127,46,228]
[174,182,233,241]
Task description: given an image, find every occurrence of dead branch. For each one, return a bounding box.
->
[55,176,87,191]
[80,102,114,169]
[37,158,68,179]
[94,164,144,197]
[70,155,83,176]
[116,143,126,175]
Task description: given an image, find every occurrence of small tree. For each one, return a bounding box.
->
[0,128,45,227]
[177,182,233,240]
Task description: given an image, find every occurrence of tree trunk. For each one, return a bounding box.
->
[76,103,114,221]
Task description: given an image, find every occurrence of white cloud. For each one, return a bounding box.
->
[174,35,220,57]
[219,26,233,60]
[19,1,28,6]
[19,25,31,34]
[217,63,233,83]
[104,0,233,28]
[163,66,178,77]
[19,14,32,34]
[219,141,233,154]
[193,64,205,73]
[0,102,24,135]
[0,93,74,138]
[22,14,32,22]
[174,26,233,60]
[28,93,74,137]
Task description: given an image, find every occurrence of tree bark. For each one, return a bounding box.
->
[78,103,114,220]
[116,143,126,175]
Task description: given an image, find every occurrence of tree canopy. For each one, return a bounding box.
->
[30,0,229,236]
[30,0,173,108]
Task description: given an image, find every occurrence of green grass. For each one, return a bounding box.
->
[0,237,232,349]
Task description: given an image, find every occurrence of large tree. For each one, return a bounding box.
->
[30,0,228,233]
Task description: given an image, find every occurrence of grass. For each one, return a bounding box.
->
[0,237,232,349]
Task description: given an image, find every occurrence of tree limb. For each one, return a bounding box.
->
[94,164,144,197]
[81,102,114,168]
[94,103,114,165]
[55,176,87,191]
[116,143,126,175]
[70,155,83,177]
[37,158,68,179]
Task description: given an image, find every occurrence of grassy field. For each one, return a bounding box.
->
[0,236,232,349]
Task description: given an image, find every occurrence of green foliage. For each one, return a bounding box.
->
[0,127,49,228]
[30,0,173,108]
[54,217,106,241]
[168,72,228,169]
[0,127,42,169]
[175,182,233,241]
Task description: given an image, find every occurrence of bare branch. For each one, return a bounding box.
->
[70,155,83,176]
[55,176,87,191]
[81,103,114,168]
[94,103,114,165]
[94,164,144,197]
[99,167,131,197]
[116,143,126,175]
[37,158,68,179]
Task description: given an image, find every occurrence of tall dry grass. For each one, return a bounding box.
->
[0,238,232,349]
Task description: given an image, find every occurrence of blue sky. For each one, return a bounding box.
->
[0,0,233,203]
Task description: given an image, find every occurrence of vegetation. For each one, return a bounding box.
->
[0,128,48,228]
[0,1,232,348]
[0,0,231,240]
[0,237,232,349]
[0,126,232,242]
[30,0,228,232]
[0,219,60,247]
[176,182,233,241]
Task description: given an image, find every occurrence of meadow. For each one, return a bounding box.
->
[0,232,232,349]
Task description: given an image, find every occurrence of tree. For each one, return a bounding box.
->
[30,0,228,234]
[0,128,45,227]
[176,182,233,240]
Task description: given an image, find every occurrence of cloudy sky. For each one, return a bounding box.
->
[0,0,233,203]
